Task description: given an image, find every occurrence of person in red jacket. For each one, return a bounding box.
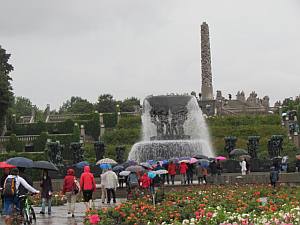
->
[80,166,96,211]
[168,161,177,185]
[62,168,77,217]
[179,162,188,184]
[140,173,151,192]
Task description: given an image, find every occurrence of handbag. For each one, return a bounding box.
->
[73,178,80,194]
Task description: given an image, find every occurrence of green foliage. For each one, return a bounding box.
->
[5,134,24,152]
[103,113,117,128]
[11,96,34,117]
[119,97,140,112]
[59,96,94,114]
[102,128,140,145]
[75,113,100,140]
[95,94,116,113]
[0,45,14,134]
[117,115,141,129]
[33,132,48,152]
[209,115,297,160]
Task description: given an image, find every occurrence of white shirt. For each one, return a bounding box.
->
[5,175,39,194]
[240,161,247,171]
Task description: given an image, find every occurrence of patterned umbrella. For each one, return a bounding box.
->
[96,158,117,165]
[119,171,131,176]
[189,158,198,164]
[125,165,146,173]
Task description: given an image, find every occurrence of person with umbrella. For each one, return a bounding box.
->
[140,172,151,194]
[167,161,177,185]
[100,169,108,204]
[240,158,247,175]
[40,170,53,215]
[179,162,188,185]
[103,167,118,204]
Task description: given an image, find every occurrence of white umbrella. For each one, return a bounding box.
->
[119,171,131,176]
[179,160,190,163]
[96,158,117,165]
[153,169,168,175]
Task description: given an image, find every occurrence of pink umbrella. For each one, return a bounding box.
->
[189,158,198,164]
[215,156,227,161]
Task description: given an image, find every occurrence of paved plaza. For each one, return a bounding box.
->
[0,199,125,225]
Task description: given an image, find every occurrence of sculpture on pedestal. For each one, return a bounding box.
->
[247,136,260,158]
[94,141,105,161]
[116,146,126,164]
[46,142,63,166]
[224,136,237,158]
[268,135,283,158]
[70,142,84,164]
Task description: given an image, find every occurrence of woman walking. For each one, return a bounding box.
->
[168,161,176,185]
[179,162,188,184]
[62,168,78,217]
[80,166,96,211]
[40,170,53,215]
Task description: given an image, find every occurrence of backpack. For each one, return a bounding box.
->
[73,178,80,195]
[128,173,139,188]
[3,177,17,197]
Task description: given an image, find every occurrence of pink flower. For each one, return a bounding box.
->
[89,214,100,224]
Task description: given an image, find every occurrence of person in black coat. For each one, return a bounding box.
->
[186,163,194,184]
[40,170,53,215]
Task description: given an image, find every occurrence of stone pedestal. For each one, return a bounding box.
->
[293,132,299,148]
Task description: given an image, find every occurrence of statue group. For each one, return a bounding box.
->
[268,135,283,158]
[70,142,84,164]
[224,136,237,158]
[247,136,260,158]
[150,110,188,140]
[46,142,64,166]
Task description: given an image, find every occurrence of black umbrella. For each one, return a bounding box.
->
[6,157,34,168]
[112,165,125,172]
[33,161,59,171]
[229,149,248,156]
[193,154,208,160]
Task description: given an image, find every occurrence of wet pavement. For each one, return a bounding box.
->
[1,199,125,225]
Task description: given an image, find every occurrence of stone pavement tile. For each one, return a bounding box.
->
[1,199,125,225]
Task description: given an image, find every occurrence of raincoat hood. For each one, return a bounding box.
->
[67,168,75,176]
[84,166,90,173]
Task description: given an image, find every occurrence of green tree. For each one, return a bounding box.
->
[12,96,34,117]
[95,94,116,113]
[59,96,94,114]
[0,46,14,134]
[120,97,140,112]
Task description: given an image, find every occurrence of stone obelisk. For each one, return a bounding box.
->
[201,22,214,100]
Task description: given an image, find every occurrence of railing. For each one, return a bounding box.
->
[0,133,73,143]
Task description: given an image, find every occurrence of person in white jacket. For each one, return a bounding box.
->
[100,170,107,204]
[240,158,247,175]
[104,168,118,204]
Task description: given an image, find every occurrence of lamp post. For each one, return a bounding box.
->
[116,104,121,124]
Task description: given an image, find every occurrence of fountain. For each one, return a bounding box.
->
[128,95,214,162]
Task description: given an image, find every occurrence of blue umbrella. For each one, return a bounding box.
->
[6,157,34,168]
[162,160,169,165]
[147,171,156,179]
[75,161,89,169]
[100,163,111,169]
[147,160,156,165]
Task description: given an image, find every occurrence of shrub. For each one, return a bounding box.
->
[5,134,24,152]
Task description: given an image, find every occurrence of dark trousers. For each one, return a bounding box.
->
[165,174,169,184]
[170,175,175,185]
[187,174,193,184]
[106,188,116,203]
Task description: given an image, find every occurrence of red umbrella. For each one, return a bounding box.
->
[0,162,16,169]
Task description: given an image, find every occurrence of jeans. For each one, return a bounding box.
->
[106,189,116,203]
[187,174,193,184]
[41,198,51,213]
[65,192,76,214]
[3,195,20,215]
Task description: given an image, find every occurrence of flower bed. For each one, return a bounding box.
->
[31,192,67,207]
[85,185,300,225]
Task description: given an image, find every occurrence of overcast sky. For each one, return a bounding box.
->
[1,0,300,109]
